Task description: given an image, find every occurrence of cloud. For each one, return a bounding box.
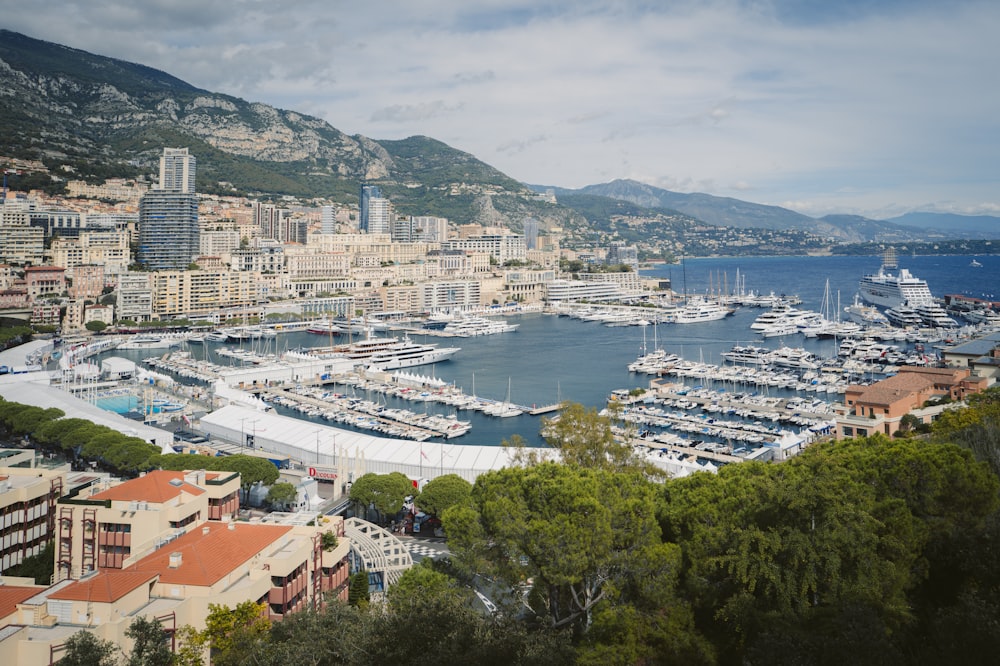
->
[496,135,549,154]
[370,101,463,123]
[2,0,997,217]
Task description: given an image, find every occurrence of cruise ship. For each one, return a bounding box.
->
[858,248,934,308]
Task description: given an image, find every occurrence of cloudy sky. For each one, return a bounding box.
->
[3,1,998,218]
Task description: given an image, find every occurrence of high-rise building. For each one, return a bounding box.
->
[359,184,391,234]
[138,148,199,270]
[159,147,197,193]
[138,191,199,270]
[523,217,539,250]
[321,205,337,234]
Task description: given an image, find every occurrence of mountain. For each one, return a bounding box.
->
[883,212,1000,235]
[541,179,933,243]
[0,29,580,230]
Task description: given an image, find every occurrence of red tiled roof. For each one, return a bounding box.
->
[49,570,159,603]
[856,373,935,406]
[89,470,205,502]
[131,522,293,587]
[0,586,42,619]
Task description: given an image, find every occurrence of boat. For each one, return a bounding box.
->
[913,302,958,328]
[117,335,183,350]
[363,337,461,370]
[443,316,519,336]
[970,259,983,267]
[721,345,772,366]
[843,294,890,327]
[306,320,343,335]
[672,299,732,324]
[203,331,230,343]
[858,248,934,308]
[750,305,822,331]
[884,302,923,328]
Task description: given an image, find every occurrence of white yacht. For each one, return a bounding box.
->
[913,302,958,328]
[858,248,934,308]
[721,345,771,366]
[355,337,460,370]
[843,295,891,327]
[117,335,183,350]
[672,299,732,323]
[443,316,519,336]
[750,305,822,331]
[884,303,923,328]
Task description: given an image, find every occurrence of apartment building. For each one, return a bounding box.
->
[836,366,987,438]
[54,470,241,581]
[67,264,105,300]
[148,269,260,319]
[3,510,349,665]
[24,266,66,299]
[116,272,153,322]
[0,467,65,574]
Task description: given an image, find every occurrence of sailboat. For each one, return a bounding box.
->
[484,377,523,417]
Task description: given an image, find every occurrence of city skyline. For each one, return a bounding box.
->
[1,1,998,219]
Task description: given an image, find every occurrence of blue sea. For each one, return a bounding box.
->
[104,254,997,447]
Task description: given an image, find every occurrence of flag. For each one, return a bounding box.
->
[181,414,191,426]
[420,449,429,461]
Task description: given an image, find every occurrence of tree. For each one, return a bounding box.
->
[222,455,280,501]
[58,630,120,666]
[348,570,370,607]
[266,482,298,509]
[542,402,654,474]
[349,472,413,524]
[445,462,671,632]
[415,473,472,517]
[86,320,107,332]
[200,601,270,665]
[320,530,339,550]
[125,616,173,666]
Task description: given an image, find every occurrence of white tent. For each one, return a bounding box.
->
[199,404,557,483]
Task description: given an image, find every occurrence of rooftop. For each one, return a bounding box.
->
[89,470,205,502]
[0,585,44,619]
[853,373,936,407]
[129,521,292,587]
[48,570,159,604]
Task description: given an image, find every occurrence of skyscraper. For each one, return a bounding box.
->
[138,148,199,270]
[158,147,197,193]
[359,184,391,233]
[321,205,337,234]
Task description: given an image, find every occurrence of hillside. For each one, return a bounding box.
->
[0,29,579,230]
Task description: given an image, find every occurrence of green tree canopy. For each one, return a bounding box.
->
[349,472,413,523]
[58,630,119,666]
[266,482,298,508]
[415,473,472,517]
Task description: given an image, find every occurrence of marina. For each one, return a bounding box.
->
[66,254,998,452]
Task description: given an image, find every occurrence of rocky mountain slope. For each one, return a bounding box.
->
[0,29,580,231]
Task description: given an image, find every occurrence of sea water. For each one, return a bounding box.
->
[102,254,996,446]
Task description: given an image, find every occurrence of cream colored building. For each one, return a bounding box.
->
[2,516,350,665]
[48,231,131,280]
[54,470,241,581]
[149,269,261,318]
[0,467,66,574]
